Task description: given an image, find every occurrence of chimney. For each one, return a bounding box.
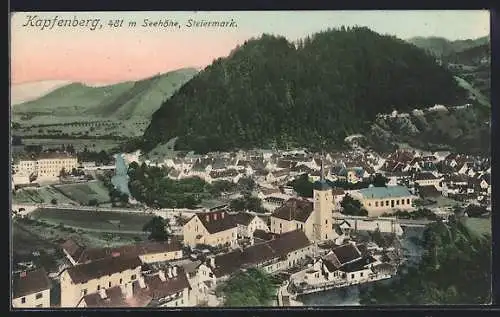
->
[20,271,27,278]
[99,289,107,299]
[159,270,166,281]
[172,266,178,277]
[167,267,173,278]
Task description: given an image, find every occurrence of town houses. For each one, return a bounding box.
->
[11,147,491,308]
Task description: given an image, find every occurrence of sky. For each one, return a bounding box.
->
[11,10,490,85]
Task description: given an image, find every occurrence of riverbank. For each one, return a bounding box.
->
[298,226,426,306]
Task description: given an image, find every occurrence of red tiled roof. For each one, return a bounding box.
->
[196,211,237,234]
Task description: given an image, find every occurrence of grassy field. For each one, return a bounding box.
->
[12,186,78,205]
[12,217,149,274]
[464,216,491,237]
[30,208,155,232]
[53,181,111,205]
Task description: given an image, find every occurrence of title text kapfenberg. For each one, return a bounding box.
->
[21,15,102,31]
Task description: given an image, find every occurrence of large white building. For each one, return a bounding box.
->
[350,185,415,217]
[12,152,78,184]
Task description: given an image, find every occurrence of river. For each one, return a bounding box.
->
[299,226,426,306]
[111,153,131,196]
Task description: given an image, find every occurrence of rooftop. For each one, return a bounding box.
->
[12,268,51,299]
[357,186,412,199]
[66,255,142,284]
[271,198,313,222]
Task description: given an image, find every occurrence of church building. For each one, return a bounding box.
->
[269,156,335,242]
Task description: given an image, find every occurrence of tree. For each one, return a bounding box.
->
[142,216,171,241]
[371,173,389,187]
[59,168,67,178]
[288,173,313,198]
[359,220,491,305]
[340,194,368,216]
[229,195,266,213]
[217,268,278,307]
[237,177,256,194]
[210,180,237,197]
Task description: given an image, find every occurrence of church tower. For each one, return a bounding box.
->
[313,152,334,242]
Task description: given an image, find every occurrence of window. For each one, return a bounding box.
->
[407,199,410,204]
[396,200,399,205]
[21,297,26,304]
[97,285,101,291]
[82,289,88,296]
[351,274,354,279]
[368,203,371,207]
[280,223,282,228]
[119,278,123,284]
[360,272,364,277]
[131,274,137,281]
[296,223,299,229]
[108,282,112,288]
[386,201,389,206]
[375,202,378,207]
[36,293,43,299]
[325,219,328,224]
[181,299,184,304]
[401,200,405,205]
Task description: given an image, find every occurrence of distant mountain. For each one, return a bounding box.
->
[141,27,470,154]
[11,80,71,105]
[12,68,198,121]
[407,36,489,57]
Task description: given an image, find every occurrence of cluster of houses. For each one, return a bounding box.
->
[12,147,491,308]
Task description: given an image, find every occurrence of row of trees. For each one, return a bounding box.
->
[359,218,491,304]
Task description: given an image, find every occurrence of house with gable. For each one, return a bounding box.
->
[231,212,270,238]
[316,243,391,285]
[12,268,52,308]
[182,211,238,249]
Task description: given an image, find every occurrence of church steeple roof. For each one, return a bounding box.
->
[314,151,331,191]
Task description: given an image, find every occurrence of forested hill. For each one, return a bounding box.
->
[142,27,467,154]
[407,36,489,57]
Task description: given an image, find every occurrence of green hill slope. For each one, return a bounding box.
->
[407,36,489,57]
[141,27,468,154]
[12,68,198,121]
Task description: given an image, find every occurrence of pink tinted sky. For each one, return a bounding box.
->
[11,11,489,85]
